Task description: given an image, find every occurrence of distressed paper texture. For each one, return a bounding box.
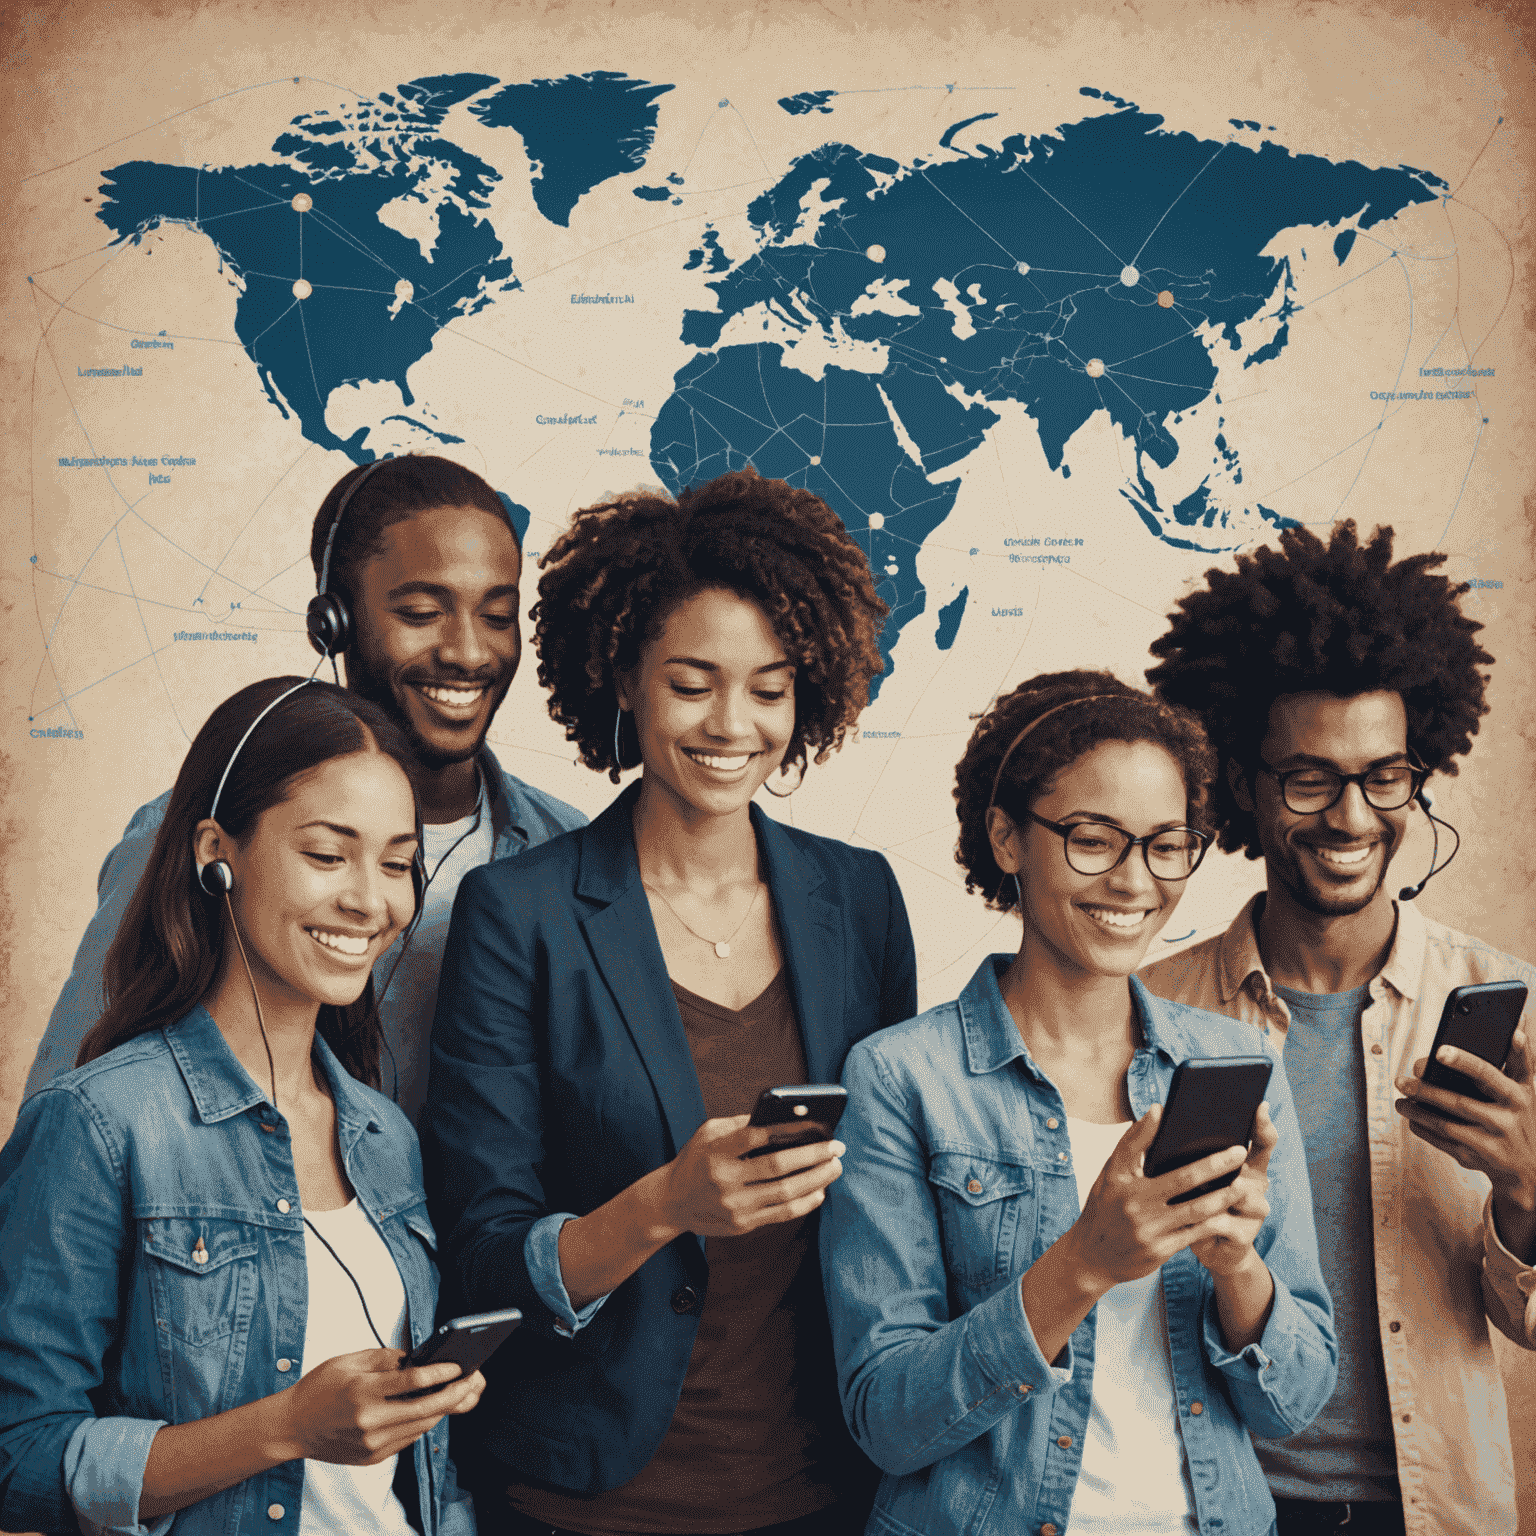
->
[2,0,1532,1519]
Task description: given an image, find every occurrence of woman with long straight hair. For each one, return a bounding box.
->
[0,677,482,1536]
[423,468,917,1536]
[820,671,1337,1536]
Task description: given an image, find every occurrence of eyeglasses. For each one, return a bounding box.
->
[1255,759,1425,815]
[1028,812,1211,881]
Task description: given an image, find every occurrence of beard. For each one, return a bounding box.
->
[1273,840,1393,918]
[343,637,498,773]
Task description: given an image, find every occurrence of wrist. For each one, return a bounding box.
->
[255,1388,305,1466]
[634,1163,685,1248]
[1056,1226,1117,1303]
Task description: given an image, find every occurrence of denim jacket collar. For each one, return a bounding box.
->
[957,954,1191,1082]
[164,1005,384,1147]
[1216,891,1427,1014]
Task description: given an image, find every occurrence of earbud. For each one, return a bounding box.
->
[307,458,389,658]
[197,860,234,896]
[1399,787,1460,902]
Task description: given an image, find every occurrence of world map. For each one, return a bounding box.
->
[89,72,1447,692]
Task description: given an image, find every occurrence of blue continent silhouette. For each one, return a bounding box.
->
[653,96,1445,673]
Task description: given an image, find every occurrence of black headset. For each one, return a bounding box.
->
[305,459,391,659]
[1398,786,1461,901]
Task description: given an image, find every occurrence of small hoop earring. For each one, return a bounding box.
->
[763,757,805,798]
[1011,873,1024,912]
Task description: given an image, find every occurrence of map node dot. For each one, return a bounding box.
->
[808,454,821,465]
[1120,265,1140,287]
[1157,290,1174,308]
[395,279,413,300]
[290,193,313,213]
[867,512,885,529]
[292,279,312,300]
[885,562,899,574]
[1085,358,1105,378]
[866,244,886,263]
[718,99,729,108]
[938,356,947,363]
[1016,261,1030,276]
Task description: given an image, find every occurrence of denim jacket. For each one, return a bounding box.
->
[0,1006,476,1536]
[819,958,1337,1536]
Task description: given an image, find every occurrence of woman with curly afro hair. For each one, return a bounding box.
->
[422,468,917,1536]
[818,669,1337,1536]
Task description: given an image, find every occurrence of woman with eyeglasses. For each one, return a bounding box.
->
[819,671,1337,1536]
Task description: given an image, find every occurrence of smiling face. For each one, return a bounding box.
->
[1240,689,1412,919]
[344,504,522,773]
[204,749,420,1014]
[617,586,797,821]
[994,739,1193,981]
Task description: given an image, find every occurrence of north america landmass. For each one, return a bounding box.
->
[92,79,1446,688]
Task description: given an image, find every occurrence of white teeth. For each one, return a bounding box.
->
[687,751,752,770]
[420,685,483,707]
[1311,845,1373,868]
[1082,907,1148,930]
[308,928,370,956]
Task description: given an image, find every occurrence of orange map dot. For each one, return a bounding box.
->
[1157,290,1175,308]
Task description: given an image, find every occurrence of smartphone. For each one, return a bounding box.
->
[1145,1056,1273,1206]
[1419,980,1528,1119]
[741,1084,848,1160]
[394,1308,522,1398]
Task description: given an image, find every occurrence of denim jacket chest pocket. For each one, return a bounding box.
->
[141,1216,263,1423]
[927,1151,1037,1292]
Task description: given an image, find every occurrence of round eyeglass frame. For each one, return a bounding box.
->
[1027,811,1211,881]
[1254,758,1427,816]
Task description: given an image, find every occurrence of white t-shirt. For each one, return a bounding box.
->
[375,779,495,1123]
[1065,1117,1200,1536]
[298,1200,416,1536]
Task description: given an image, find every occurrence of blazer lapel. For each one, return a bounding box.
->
[753,806,847,1084]
[577,787,707,1160]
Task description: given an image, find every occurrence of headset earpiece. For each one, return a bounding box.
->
[198,859,234,896]
[305,591,353,658]
[411,848,426,913]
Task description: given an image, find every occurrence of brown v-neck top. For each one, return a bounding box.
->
[509,969,839,1535]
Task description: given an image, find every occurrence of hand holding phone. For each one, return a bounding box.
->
[1144,1057,1274,1204]
[393,1308,522,1399]
[741,1084,848,1159]
[1417,981,1528,1121]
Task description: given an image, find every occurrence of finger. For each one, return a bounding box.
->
[1122,1103,1164,1156]
[1394,1073,1504,1128]
[1169,1176,1256,1226]
[389,1360,468,1397]
[1245,1103,1279,1173]
[1402,1112,1489,1169]
[1428,1046,1522,1104]
[1153,1143,1248,1201]
[709,1114,759,1150]
[1504,1029,1534,1086]
[747,1185,832,1228]
[741,1155,843,1209]
[741,1138,846,1182]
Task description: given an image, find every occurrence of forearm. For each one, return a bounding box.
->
[1212,1252,1276,1354]
[1018,1231,1110,1366]
[556,1164,679,1310]
[139,1393,297,1519]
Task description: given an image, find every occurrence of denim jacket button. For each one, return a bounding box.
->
[1041,1524,1058,1535]
[1190,1401,1204,1415]
[1056,1152,1068,1163]
[267,1504,285,1520]
[276,1199,291,1214]
[276,1358,292,1372]
[1056,1434,1072,1448]
[1045,1118,1059,1130]
[1371,1043,1384,1055]
[967,1179,983,1194]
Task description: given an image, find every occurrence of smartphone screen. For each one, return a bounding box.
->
[1144,1057,1273,1205]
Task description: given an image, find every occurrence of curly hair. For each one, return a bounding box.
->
[533,467,888,783]
[1145,521,1492,858]
[954,670,1217,911]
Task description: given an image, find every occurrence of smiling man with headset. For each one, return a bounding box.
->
[1138,521,1536,1536]
[26,455,585,1121]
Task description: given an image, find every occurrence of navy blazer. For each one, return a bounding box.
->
[422,780,918,1495]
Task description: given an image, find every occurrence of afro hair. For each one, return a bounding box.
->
[1146,521,1491,857]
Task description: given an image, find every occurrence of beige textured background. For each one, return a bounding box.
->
[1,0,1532,1524]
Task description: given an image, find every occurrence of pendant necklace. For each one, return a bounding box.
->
[644,880,762,959]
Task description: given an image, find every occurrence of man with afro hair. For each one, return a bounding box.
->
[1139,520,1535,1536]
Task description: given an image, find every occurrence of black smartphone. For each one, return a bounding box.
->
[1145,1056,1273,1206]
[1419,980,1528,1120]
[741,1084,848,1160]
[394,1308,522,1398]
